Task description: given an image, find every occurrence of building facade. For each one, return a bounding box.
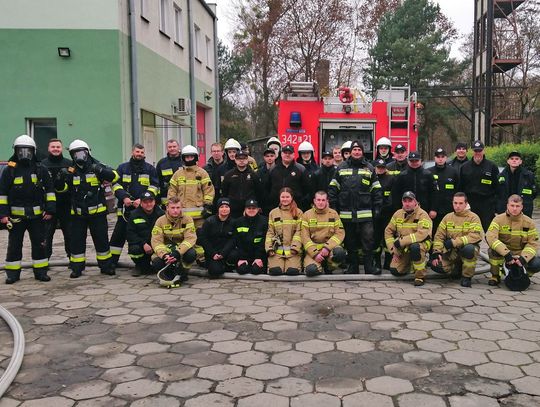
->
[0,0,218,166]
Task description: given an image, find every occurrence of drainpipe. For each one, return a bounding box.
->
[128,0,141,145]
[187,0,196,146]
[212,8,220,143]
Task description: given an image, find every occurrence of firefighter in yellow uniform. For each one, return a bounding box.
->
[265,187,303,276]
[151,196,198,287]
[301,191,346,277]
[385,191,432,286]
[485,194,540,287]
[430,192,484,288]
[167,145,214,261]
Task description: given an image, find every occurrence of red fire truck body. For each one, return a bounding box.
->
[276,82,419,161]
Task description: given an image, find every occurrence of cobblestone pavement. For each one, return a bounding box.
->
[0,215,539,406]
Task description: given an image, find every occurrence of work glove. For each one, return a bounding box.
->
[202,204,213,219]
[504,252,514,264]
[393,239,401,249]
[430,252,442,261]
[443,239,454,250]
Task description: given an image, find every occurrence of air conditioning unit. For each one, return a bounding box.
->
[175,97,191,115]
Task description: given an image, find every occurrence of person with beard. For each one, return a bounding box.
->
[391,151,434,212]
[386,144,408,176]
[373,137,394,165]
[497,151,536,218]
[41,138,72,262]
[328,140,382,274]
[198,198,236,278]
[297,141,319,178]
[0,135,56,284]
[221,150,260,218]
[230,198,268,275]
[55,139,119,278]
[256,148,277,215]
[156,139,183,207]
[109,144,159,269]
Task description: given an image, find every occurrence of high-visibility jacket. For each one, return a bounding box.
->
[151,213,197,258]
[385,205,432,250]
[56,159,119,217]
[497,166,537,217]
[126,206,164,255]
[301,207,345,258]
[112,159,159,212]
[428,164,460,217]
[486,212,539,262]
[0,157,56,219]
[386,159,407,176]
[433,209,483,253]
[156,154,183,205]
[231,213,268,260]
[167,165,214,220]
[265,206,303,256]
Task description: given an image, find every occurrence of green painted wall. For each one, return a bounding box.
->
[0,29,125,166]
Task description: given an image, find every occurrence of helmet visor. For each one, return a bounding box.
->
[72,149,89,165]
[16,147,34,161]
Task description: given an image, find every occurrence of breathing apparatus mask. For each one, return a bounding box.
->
[72,149,89,168]
[16,147,34,163]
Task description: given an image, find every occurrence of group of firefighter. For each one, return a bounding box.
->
[0,133,538,290]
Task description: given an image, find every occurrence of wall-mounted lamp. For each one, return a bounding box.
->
[58,47,71,58]
[204,90,212,101]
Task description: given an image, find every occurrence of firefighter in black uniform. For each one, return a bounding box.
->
[0,135,56,284]
[221,150,260,218]
[459,140,499,232]
[257,148,277,215]
[497,151,537,218]
[391,151,434,212]
[203,142,225,209]
[126,191,164,276]
[386,143,408,175]
[110,144,159,269]
[428,147,459,234]
[156,139,182,206]
[198,197,236,278]
[41,138,72,262]
[56,139,119,278]
[448,142,469,171]
[268,144,311,211]
[297,141,319,178]
[373,159,396,272]
[230,198,268,275]
[328,140,383,274]
[312,151,336,194]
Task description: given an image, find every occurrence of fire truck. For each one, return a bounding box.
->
[276,82,419,161]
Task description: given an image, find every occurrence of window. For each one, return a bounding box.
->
[205,35,212,68]
[140,0,149,21]
[159,0,170,36]
[194,25,201,61]
[174,5,183,46]
[27,118,57,156]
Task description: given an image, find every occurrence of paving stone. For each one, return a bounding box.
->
[499,338,539,353]
[277,329,316,342]
[266,377,313,396]
[176,313,213,323]
[397,393,446,407]
[271,350,312,367]
[290,393,341,407]
[511,376,540,396]
[61,380,111,400]
[317,330,352,341]
[155,364,197,382]
[378,340,415,353]
[315,377,363,396]
[164,378,213,398]
[464,378,512,398]
[403,351,443,364]
[33,315,69,325]
[499,394,540,407]
[130,396,180,407]
[184,393,234,407]
[211,340,252,354]
[336,339,375,353]
[92,353,137,368]
[229,350,269,366]
[365,376,413,395]
[237,393,289,407]
[170,340,211,354]
[431,329,469,342]
[254,340,293,353]
[56,301,90,310]
[342,391,394,407]
[19,397,75,407]
[128,342,170,355]
[197,363,243,380]
[417,338,457,352]
[84,342,127,356]
[296,339,334,354]
[488,350,532,366]
[136,353,184,369]
[458,338,499,352]
[110,378,163,398]
[262,320,298,332]
[198,329,238,342]
[246,363,290,380]
[384,362,429,379]
[100,366,149,383]
[448,393,499,407]
[470,329,509,341]
[215,377,265,398]
[159,331,197,343]
[444,349,489,366]
[73,396,127,407]
[475,362,524,380]
[391,329,429,341]
[182,351,228,367]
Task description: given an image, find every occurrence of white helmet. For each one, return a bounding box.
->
[157,267,181,287]
[68,139,90,152]
[266,136,281,147]
[224,138,241,151]
[376,137,392,148]
[13,135,36,149]
[341,140,352,151]
[181,145,199,156]
[298,141,314,153]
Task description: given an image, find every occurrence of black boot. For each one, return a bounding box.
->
[383,253,392,270]
[346,262,359,274]
[363,254,376,275]
[34,269,51,282]
[5,270,20,284]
